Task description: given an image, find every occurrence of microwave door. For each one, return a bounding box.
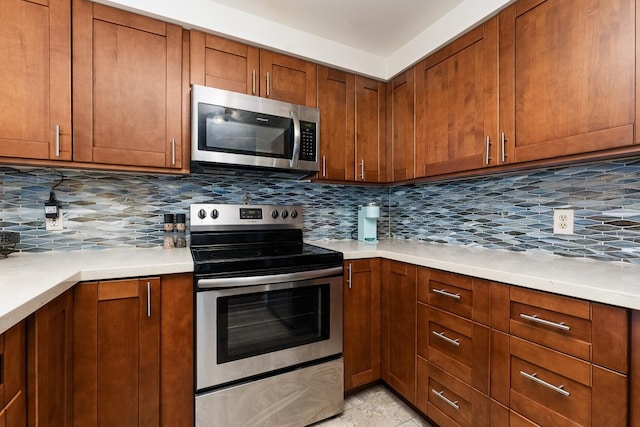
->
[201,105,293,163]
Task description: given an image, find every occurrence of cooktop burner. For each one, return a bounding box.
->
[189,203,343,278]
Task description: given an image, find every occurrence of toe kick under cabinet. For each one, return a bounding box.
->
[410,265,631,427]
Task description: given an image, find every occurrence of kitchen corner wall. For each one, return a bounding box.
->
[1,156,640,264]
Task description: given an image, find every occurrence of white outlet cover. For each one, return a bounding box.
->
[553,209,574,235]
[45,210,64,231]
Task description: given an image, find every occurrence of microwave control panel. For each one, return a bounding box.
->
[300,121,317,161]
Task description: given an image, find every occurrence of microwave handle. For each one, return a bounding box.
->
[290,110,301,169]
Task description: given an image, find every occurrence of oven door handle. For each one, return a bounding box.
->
[197,266,344,289]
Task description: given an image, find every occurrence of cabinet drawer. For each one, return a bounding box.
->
[420,359,490,427]
[419,268,490,325]
[426,308,489,393]
[510,337,590,426]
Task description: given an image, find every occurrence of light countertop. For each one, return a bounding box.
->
[0,247,193,334]
[2,239,640,334]
[308,239,640,311]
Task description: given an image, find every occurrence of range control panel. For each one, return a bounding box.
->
[189,203,304,231]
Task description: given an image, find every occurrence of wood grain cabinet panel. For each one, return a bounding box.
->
[317,66,356,181]
[259,51,317,107]
[415,17,498,177]
[27,290,73,427]
[72,0,183,170]
[355,76,386,183]
[343,259,381,392]
[381,260,416,403]
[0,0,71,162]
[499,0,636,164]
[389,68,415,181]
[73,274,193,427]
[0,321,27,427]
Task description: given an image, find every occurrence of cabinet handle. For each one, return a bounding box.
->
[500,132,508,163]
[520,371,570,397]
[360,160,365,181]
[146,281,151,317]
[266,72,270,97]
[322,156,327,177]
[252,69,256,95]
[519,313,570,331]
[431,389,460,410]
[432,288,461,300]
[55,124,61,157]
[485,135,492,165]
[347,263,352,289]
[171,138,176,166]
[432,330,460,347]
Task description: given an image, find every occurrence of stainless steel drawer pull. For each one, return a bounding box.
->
[146,281,151,317]
[520,371,570,397]
[347,263,352,289]
[432,389,460,410]
[432,288,461,300]
[520,313,570,331]
[485,135,492,165]
[55,124,61,157]
[432,331,460,347]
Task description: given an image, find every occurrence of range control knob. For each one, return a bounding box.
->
[290,209,298,219]
[281,209,289,219]
[210,209,219,219]
[271,210,279,219]
[198,209,207,219]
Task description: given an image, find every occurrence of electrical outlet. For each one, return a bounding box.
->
[553,209,574,235]
[45,210,63,231]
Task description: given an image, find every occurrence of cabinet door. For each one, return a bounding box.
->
[0,321,27,427]
[0,0,71,161]
[499,0,636,164]
[317,66,356,181]
[259,50,317,107]
[355,76,386,183]
[390,68,416,181]
[343,259,381,391]
[381,260,416,403]
[190,30,259,95]
[415,18,498,177]
[27,290,73,427]
[74,278,160,426]
[73,0,183,170]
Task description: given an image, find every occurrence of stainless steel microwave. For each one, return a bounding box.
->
[191,85,320,172]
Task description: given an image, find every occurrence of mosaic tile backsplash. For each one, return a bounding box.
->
[1,156,640,264]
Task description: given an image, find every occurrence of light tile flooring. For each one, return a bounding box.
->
[312,385,434,427]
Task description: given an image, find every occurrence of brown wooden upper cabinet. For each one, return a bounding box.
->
[317,66,356,180]
[317,67,386,183]
[498,0,636,164]
[72,0,184,170]
[415,17,499,177]
[389,68,416,181]
[190,31,317,107]
[0,0,72,162]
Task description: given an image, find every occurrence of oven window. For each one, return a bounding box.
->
[217,284,330,363]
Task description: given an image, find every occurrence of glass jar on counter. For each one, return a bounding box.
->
[163,213,175,249]
[175,213,187,248]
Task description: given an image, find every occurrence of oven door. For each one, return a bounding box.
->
[196,271,343,391]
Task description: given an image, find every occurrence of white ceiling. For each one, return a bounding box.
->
[94,0,512,79]
[208,0,464,57]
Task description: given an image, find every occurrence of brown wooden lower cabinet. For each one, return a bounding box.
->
[381,260,416,403]
[27,290,73,427]
[0,321,27,427]
[73,273,193,427]
[343,259,381,392]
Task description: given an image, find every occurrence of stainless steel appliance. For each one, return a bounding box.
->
[190,203,344,427]
[191,85,320,173]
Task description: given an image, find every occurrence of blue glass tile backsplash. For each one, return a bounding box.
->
[2,156,640,264]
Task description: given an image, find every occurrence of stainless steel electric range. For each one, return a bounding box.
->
[190,203,344,427]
